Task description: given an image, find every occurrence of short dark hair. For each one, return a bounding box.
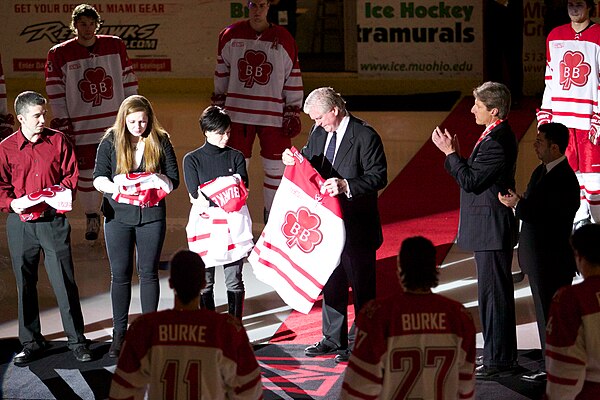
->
[70,4,102,34]
[538,122,569,154]
[571,224,600,265]
[199,106,231,135]
[585,0,597,17]
[15,91,46,117]
[398,236,439,291]
[169,250,206,305]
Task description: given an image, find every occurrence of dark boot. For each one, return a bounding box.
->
[227,291,244,320]
[109,330,125,358]
[200,291,215,311]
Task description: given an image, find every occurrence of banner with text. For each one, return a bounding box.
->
[523,0,547,96]
[357,0,483,77]
[0,1,251,78]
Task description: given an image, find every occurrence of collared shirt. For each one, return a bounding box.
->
[545,155,566,173]
[476,118,504,146]
[324,115,350,163]
[0,127,79,213]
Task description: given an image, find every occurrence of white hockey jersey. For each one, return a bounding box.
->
[45,36,138,147]
[186,175,254,268]
[545,276,600,400]
[214,20,303,128]
[109,309,263,400]
[248,148,345,314]
[341,293,476,400]
[539,23,600,130]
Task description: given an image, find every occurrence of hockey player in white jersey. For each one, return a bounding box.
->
[45,3,138,240]
[109,249,263,400]
[537,0,600,227]
[213,0,303,223]
[546,224,600,399]
[341,236,476,400]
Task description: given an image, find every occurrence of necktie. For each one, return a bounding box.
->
[325,131,337,164]
[535,164,547,186]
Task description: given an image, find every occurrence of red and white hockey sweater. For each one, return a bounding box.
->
[539,23,600,129]
[186,175,254,268]
[112,172,172,208]
[341,293,476,400]
[545,276,600,400]
[109,309,263,400]
[248,148,345,314]
[214,20,303,128]
[11,185,72,221]
[45,36,138,147]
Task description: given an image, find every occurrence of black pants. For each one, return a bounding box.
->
[201,259,244,294]
[527,266,573,369]
[321,243,376,349]
[6,213,86,349]
[475,249,518,368]
[104,218,165,333]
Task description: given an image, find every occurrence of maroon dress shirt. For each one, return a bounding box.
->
[0,127,79,213]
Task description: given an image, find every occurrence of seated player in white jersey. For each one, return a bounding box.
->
[109,250,263,400]
[546,223,600,399]
[340,236,476,400]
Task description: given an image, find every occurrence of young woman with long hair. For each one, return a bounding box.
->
[93,95,179,357]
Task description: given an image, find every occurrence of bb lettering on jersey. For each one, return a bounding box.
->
[158,324,207,343]
[401,312,447,332]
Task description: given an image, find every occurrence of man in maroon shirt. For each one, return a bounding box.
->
[0,91,92,364]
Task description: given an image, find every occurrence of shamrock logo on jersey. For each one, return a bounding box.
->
[78,67,114,106]
[560,51,591,90]
[281,206,323,253]
[27,185,65,201]
[238,50,273,88]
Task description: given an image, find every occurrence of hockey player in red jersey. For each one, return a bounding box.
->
[545,224,600,399]
[341,236,476,400]
[537,0,600,228]
[45,4,138,240]
[109,249,263,400]
[213,0,303,222]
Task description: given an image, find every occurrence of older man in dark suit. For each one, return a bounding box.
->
[499,122,579,382]
[282,87,387,363]
[432,81,519,378]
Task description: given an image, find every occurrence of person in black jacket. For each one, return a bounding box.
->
[432,81,519,378]
[499,122,580,381]
[93,95,179,358]
[182,106,249,320]
[282,87,387,363]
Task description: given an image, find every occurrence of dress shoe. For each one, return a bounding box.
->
[13,342,48,365]
[73,346,93,362]
[304,341,340,357]
[334,349,351,363]
[521,370,547,382]
[475,364,520,379]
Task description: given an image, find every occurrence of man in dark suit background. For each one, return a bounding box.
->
[432,81,520,378]
[282,87,387,363]
[499,122,579,382]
